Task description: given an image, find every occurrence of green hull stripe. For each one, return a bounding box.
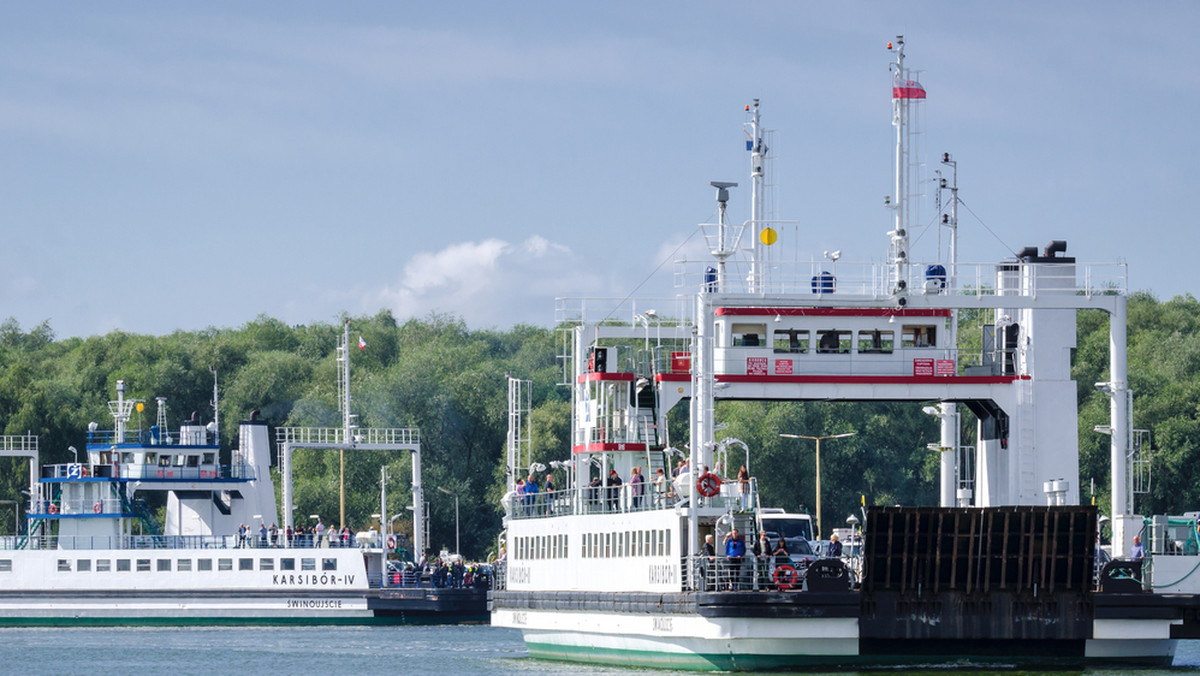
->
[524,641,1175,671]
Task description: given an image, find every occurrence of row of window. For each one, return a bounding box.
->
[583,529,671,559]
[26,557,340,574]
[730,324,938,353]
[512,529,674,561]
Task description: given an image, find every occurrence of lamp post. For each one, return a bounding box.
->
[438,487,460,555]
[779,432,856,539]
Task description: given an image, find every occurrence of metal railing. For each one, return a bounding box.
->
[3,533,385,552]
[40,463,254,482]
[276,426,420,447]
[505,476,756,521]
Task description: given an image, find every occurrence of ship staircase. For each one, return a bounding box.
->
[119,487,163,543]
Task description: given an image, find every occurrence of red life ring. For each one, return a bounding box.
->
[48,503,58,514]
[773,564,798,590]
[93,502,102,514]
[696,472,721,497]
[386,535,397,550]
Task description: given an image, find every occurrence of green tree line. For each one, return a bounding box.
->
[1,291,1198,555]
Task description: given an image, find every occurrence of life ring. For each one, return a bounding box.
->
[696,472,721,498]
[773,564,798,590]
[93,502,102,514]
[386,535,396,550]
[80,467,88,478]
[48,503,58,514]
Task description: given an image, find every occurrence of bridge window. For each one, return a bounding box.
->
[773,329,809,354]
[858,330,894,354]
[732,323,767,347]
[903,325,937,348]
[202,453,216,465]
[816,330,851,354]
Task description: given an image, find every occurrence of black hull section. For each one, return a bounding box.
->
[369,587,489,623]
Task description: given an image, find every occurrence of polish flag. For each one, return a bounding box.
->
[892,79,927,99]
[358,336,367,350]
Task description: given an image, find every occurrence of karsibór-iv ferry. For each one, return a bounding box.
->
[0,326,487,624]
[489,37,1200,669]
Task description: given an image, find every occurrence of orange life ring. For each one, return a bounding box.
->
[696,472,721,497]
[93,502,102,514]
[773,564,798,590]
[48,503,58,514]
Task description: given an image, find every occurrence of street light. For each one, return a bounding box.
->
[780,431,856,539]
[437,487,460,555]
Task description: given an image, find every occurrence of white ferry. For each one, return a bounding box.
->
[0,326,486,625]
[490,37,1200,669]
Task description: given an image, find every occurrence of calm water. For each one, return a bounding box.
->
[1,626,1198,675]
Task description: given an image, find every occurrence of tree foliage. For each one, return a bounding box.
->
[0,292,1198,556]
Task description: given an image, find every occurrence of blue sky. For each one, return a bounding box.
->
[2,2,1197,338]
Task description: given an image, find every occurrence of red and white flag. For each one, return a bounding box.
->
[892,79,927,99]
[358,336,367,350]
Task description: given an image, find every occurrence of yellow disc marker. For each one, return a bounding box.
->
[136,402,144,412]
[760,227,777,246]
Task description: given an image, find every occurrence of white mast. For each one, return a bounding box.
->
[746,99,766,292]
[887,36,925,297]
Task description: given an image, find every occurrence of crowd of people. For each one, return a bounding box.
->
[233,518,359,549]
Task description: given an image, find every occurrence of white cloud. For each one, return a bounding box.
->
[377,236,604,327]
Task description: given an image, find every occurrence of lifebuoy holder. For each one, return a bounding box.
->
[773,564,798,590]
[696,472,721,498]
[386,535,397,550]
[93,502,102,514]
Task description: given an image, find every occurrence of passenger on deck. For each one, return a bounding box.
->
[606,469,623,511]
[1131,535,1145,561]
[754,531,772,588]
[723,528,746,590]
[544,474,555,512]
[701,534,716,591]
[259,522,268,548]
[630,467,645,509]
[737,465,750,511]
[524,474,540,515]
[588,475,602,510]
[828,533,843,558]
[653,468,666,506]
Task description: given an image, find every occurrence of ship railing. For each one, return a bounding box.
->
[504,475,752,521]
[6,532,385,552]
[276,426,420,447]
[371,566,492,590]
[39,463,255,482]
[684,551,825,592]
[672,258,1128,299]
[86,428,216,446]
